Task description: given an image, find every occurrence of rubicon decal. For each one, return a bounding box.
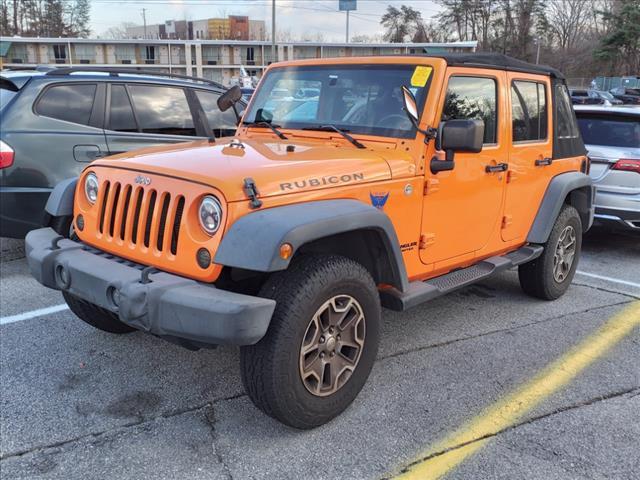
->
[280,172,365,191]
[369,192,390,210]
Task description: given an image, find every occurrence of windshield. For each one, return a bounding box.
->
[576,114,640,148]
[244,65,432,139]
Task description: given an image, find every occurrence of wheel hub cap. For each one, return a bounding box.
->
[299,295,366,397]
[553,225,576,283]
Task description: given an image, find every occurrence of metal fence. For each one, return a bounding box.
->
[567,76,640,90]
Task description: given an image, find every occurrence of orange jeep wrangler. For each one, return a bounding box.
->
[27,53,594,429]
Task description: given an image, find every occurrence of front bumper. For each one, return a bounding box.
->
[26,228,276,346]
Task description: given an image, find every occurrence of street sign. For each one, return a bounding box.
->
[339,0,357,11]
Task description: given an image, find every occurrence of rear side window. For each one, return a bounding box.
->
[108,85,137,132]
[511,80,547,142]
[128,85,196,136]
[194,90,238,138]
[442,76,497,144]
[555,84,580,139]
[36,84,97,125]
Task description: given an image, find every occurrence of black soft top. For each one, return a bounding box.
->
[427,52,564,79]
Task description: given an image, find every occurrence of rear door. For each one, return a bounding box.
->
[192,89,239,138]
[104,83,205,155]
[502,74,554,242]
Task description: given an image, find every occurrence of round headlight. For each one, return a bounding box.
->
[198,196,222,235]
[84,172,99,204]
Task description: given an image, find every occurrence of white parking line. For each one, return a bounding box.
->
[0,304,69,326]
[576,271,640,289]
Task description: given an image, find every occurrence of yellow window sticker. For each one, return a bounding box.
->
[411,66,432,87]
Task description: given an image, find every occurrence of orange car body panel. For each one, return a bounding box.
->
[73,56,585,285]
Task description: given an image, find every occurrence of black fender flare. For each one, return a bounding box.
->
[214,199,409,292]
[45,177,77,217]
[527,171,594,244]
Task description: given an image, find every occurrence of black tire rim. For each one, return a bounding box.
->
[299,295,366,397]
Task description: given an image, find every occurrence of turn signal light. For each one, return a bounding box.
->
[279,243,293,260]
[612,158,640,174]
[0,140,14,169]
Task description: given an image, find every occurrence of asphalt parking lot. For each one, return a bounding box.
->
[0,230,638,480]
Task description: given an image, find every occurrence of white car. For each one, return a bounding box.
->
[574,105,640,231]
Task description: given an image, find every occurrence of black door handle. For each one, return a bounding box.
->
[485,163,508,173]
[535,157,553,166]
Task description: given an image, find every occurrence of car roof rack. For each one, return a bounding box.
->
[44,66,226,89]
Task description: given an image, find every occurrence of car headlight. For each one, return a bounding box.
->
[84,172,99,204]
[198,195,222,235]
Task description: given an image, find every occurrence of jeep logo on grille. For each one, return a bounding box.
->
[134,175,151,185]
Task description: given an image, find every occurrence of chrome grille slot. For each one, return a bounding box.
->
[171,196,185,255]
[143,190,157,248]
[119,185,132,241]
[108,183,121,238]
[131,187,143,244]
[98,181,111,234]
[156,193,171,252]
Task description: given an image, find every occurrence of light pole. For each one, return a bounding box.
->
[535,38,541,65]
[346,10,349,43]
[271,0,276,63]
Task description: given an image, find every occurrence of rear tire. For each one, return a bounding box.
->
[519,204,582,300]
[240,254,380,429]
[62,291,136,334]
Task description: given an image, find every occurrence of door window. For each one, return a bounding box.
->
[128,85,196,136]
[442,76,497,144]
[36,84,97,125]
[195,90,239,137]
[511,80,547,142]
[108,85,138,132]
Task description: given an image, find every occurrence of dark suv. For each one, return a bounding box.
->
[0,67,242,238]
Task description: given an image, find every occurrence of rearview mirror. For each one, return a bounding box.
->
[217,85,242,112]
[401,86,420,124]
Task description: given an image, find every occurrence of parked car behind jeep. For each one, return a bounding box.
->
[570,88,604,105]
[0,68,242,238]
[575,105,640,231]
[610,87,640,105]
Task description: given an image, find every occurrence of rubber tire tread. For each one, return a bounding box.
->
[62,291,136,334]
[519,204,582,300]
[240,254,380,429]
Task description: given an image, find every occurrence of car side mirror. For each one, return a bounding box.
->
[401,85,420,125]
[431,119,484,174]
[217,85,243,124]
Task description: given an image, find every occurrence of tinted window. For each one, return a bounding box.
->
[1,88,17,111]
[128,85,196,136]
[442,76,497,144]
[555,84,580,139]
[576,114,640,148]
[195,90,238,138]
[511,81,547,142]
[36,84,96,125]
[108,85,137,132]
[244,65,431,139]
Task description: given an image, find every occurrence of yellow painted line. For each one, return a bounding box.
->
[394,301,640,480]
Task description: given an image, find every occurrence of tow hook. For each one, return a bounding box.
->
[243,177,263,209]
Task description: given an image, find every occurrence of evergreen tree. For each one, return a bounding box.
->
[594,0,640,74]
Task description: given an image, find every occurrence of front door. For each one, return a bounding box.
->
[420,70,508,267]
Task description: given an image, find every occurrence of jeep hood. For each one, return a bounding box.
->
[92,138,412,202]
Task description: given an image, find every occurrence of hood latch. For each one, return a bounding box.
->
[243,177,262,209]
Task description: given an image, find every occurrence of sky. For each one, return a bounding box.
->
[88,0,444,41]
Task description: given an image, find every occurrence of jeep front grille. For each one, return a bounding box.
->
[98,180,184,256]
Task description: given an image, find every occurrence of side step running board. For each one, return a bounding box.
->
[380,245,543,311]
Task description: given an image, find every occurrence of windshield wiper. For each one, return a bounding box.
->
[302,125,366,149]
[242,121,288,140]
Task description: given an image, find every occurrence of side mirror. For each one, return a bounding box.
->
[217,85,243,124]
[401,86,420,125]
[431,119,484,174]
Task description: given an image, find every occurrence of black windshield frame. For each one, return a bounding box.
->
[244,64,433,139]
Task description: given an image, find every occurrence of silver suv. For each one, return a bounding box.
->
[574,105,640,231]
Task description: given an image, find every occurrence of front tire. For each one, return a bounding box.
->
[519,204,582,300]
[63,291,136,334]
[240,254,381,429]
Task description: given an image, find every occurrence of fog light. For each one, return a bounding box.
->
[55,264,71,289]
[196,248,211,269]
[76,214,85,231]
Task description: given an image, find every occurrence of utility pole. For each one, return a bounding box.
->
[535,38,541,64]
[346,10,349,43]
[141,8,147,39]
[271,0,276,63]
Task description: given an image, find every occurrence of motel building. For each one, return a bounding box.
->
[0,37,477,86]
